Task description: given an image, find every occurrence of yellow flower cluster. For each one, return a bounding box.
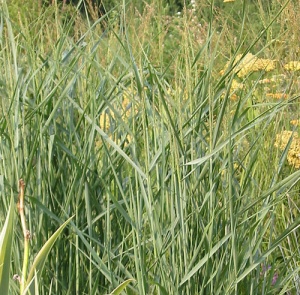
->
[258,74,286,85]
[290,119,300,126]
[227,79,244,100]
[266,93,288,100]
[258,78,272,84]
[284,61,300,71]
[221,53,276,77]
[231,79,244,91]
[274,131,300,168]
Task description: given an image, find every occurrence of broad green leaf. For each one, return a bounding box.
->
[110,279,135,295]
[23,216,74,294]
[0,196,15,295]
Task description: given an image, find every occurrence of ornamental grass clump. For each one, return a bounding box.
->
[2,0,300,294]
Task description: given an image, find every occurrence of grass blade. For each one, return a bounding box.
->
[110,278,135,295]
[0,196,15,295]
[24,216,74,294]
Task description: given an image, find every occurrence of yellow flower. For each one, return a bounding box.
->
[274,131,300,168]
[290,119,300,126]
[287,144,300,168]
[230,93,238,101]
[266,93,288,100]
[284,61,300,71]
[231,79,244,91]
[235,53,257,77]
[223,0,235,2]
[220,53,276,77]
[254,58,276,72]
[274,131,297,150]
[258,78,272,84]
[227,79,244,101]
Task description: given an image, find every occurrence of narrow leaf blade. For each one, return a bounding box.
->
[24,216,74,291]
[110,278,135,295]
[0,196,15,295]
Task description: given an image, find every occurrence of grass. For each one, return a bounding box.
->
[1,0,300,294]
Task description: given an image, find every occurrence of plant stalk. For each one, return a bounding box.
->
[17,179,30,295]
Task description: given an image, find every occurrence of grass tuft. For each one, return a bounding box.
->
[1,0,300,294]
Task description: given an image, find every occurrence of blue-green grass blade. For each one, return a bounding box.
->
[179,233,232,287]
[0,196,15,295]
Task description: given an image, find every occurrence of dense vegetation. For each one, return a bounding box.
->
[1,0,300,294]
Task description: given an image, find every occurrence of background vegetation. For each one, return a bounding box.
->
[1,0,300,294]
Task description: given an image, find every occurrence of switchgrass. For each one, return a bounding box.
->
[1,0,300,294]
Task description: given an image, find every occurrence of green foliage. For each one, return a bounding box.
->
[0,197,15,295]
[1,0,300,294]
[6,0,41,22]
